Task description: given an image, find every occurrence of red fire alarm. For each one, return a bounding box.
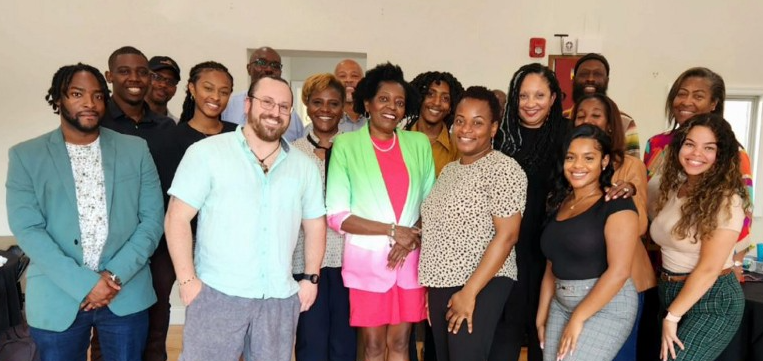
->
[529,38,546,58]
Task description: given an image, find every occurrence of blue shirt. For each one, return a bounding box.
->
[168,126,325,299]
[222,92,305,142]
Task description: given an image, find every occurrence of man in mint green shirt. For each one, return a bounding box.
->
[165,77,327,361]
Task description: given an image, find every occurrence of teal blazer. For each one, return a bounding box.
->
[6,127,164,331]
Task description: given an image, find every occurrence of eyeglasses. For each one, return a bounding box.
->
[249,96,291,115]
[150,72,179,86]
[248,58,283,70]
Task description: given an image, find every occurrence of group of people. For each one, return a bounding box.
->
[4,43,753,361]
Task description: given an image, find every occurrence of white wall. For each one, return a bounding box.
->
[2,0,762,319]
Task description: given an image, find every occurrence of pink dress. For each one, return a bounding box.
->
[348,135,427,327]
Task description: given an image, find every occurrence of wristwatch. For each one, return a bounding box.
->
[296,273,320,284]
[106,270,122,286]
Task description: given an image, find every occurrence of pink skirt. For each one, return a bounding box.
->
[349,284,426,327]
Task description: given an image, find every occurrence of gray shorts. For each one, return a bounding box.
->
[179,283,300,361]
[543,278,637,361]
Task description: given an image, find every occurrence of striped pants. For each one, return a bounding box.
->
[544,278,637,361]
[658,272,744,361]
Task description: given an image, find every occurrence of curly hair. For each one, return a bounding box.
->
[179,61,234,123]
[654,113,752,243]
[494,63,568,172]
[301,73,345,106]
[402,71,464,130]
[665,67,725,130]
[570,93,625,168]
[46,63,110,114]
[352,62,419,119]
[546,124,615,212]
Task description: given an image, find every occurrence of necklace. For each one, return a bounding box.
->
[568,188,601,210]
[251,145,280,174]
[371,131,397,152]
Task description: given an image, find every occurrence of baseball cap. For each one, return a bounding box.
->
[148,56,181,80]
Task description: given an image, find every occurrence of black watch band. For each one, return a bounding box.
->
[298,273,320,284]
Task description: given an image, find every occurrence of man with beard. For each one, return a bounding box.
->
[6,63,163,361]
[221,46,305,142]
[562,53,640,157]
[145,56,181,123]
[165,76,326,361]
[101,46,175,143]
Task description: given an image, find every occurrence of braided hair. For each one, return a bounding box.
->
[46,63,110,114]
[403,71,464,130]
[494,63,567,172]
[179,61,234,123]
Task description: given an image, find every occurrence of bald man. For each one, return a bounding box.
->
[221,46,305,142]
[304,59,367,135]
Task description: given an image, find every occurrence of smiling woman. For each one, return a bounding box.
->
[419,86,527,361]
[325,62,434,361]
[147,61,238,361]
[490,63,570,361]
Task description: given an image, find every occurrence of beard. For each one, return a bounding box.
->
[61,104,101,133]
[249,113,288,142]
[571,82,608,103]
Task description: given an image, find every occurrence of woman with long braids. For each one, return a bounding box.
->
[650,114,750,361]
[489,63,571,361]
[148,61,237,360]
[403,71,464,177]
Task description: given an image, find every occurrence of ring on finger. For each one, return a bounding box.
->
[623,187,629,193]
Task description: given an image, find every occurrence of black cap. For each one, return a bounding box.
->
[574,53,610,77]
[148,56,181,81]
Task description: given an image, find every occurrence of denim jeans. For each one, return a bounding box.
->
[30,308,148,361]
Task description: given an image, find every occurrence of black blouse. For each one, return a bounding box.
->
[540,197,636,280]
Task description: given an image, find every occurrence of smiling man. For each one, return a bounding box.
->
[221,46,305,142]
[101,46,175,141]
[563,53,640,157]
[6,63,163,361]
[166,76,326,361]
[406,71,464,177]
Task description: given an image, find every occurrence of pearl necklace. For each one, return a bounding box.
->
[371,132,397,152]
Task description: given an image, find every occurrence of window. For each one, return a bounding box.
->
[725,89,763,216]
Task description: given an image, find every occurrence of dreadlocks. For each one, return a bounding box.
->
[179,61,234,123]
[403,71,464,130]
[494,63,568,172]
[46,63,110,114]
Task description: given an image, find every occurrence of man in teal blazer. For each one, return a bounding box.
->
[5,63,163,361]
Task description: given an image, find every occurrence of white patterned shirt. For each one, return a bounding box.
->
[66,138,109,271]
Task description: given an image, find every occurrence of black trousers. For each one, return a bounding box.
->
[428,277,513,361]
[487,258,544,361]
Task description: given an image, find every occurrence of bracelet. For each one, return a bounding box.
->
[665,311,682,323]
[178,276,196,286]
[388,223,397,247]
